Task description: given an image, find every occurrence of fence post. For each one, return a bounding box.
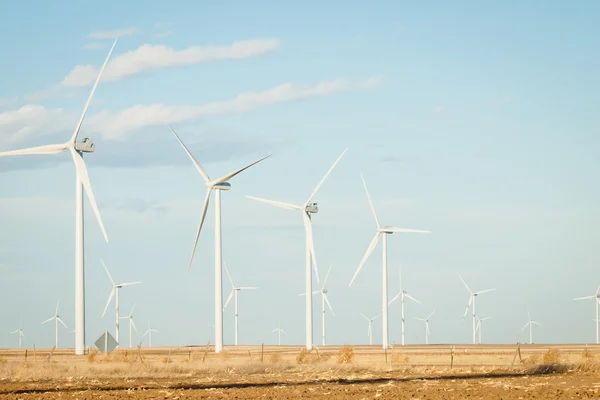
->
[33,345,37,363]
[261,343,264,363]
[202,340,211,364]
[450,346,455,369]
[47,346,56,363]
[517,342,523,364]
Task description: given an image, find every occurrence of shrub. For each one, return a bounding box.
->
[296,349,321,364]
[543,348,561,364]
[336,346,354,364]
[87,349,98,363]
[269,353,282,363]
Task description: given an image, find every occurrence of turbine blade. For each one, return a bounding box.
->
[130,303,136,315]
[427,310,435,320]
[70,39,117,143]
[349,232,381,286]
[373,314,381,320]
[0,143,67,157]
[224,262,235,288]
[405,293,421,304]
[415,317,426,321]
[41,317,54,324]
[302,212,319,283]
[474,288,496,295]
[361,313,369,321]
[322,264,332,289]
[212,154,271,185]
[119,281,142,287]
[169,126,211,183]
[458,274,472,294]
[532,321,541,326]
[188,189,212,272]
[323,293,335,316]
[305,148,348,205]
[385,227,430,234]
[55,298,60,316]
[57,317,67,328]
[102,288,115,318]
[70,147,108,242]
[10,329,19,334]
[131,319,137,331]
[360,173,380,228]
[239,286,258,290]
[388,292,402,306]
[521,322,529,331]
[224,290,234,309]
[574,295,595,301]
[101,259,115,286]
[463,296,473,318]
[246,196,303,211]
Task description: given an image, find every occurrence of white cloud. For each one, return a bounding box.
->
[61,39,282,88]
[88,27,139,40]
[0,76,383,145]
[154,31,172,38]
[83,42,106,50]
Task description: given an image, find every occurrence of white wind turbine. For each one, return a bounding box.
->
[272,322,286,346]
[415,310,434,345]
[521,310,540,344]
[247,149,347,350]
[389,269,421,346]
[574,285,600,344]
[459,274,496,345]
[10,317,25,348]
[0,41,117,355]
[143,322,158,347]
[299,265,335,346]
[361,313,380,346]
[475,316,491,344]
[170,127,270,354]
[100,259,141,346]
[223,263,257,346]
[350,174,429,349]
[119,304,137,348]
[42,299,67,348]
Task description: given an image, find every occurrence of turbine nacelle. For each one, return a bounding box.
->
[211,182,232,191]
[74,138,96,153]
[305,202,318,214]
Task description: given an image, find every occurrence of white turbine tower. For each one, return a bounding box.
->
[521,310,540,344]
[300,265,335,346]
[42,299,67,348]
[361,313,380,346]
[574,285,600,344]
[459,274,496,345]
[10,317,25,348]
[272,322,286,346]
[415,310,434,345]
[389,269,421,346]
[0,41,117,355]
[119,304,137,348]
[247,149,347,350]
[350,174,429,349]
[223,263,257,346]
[475,316,491,344]
[143,322,158,347]
[100,259,141,346]
[170,127,270,354]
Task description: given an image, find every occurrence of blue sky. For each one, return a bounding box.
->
[1,1,599,349]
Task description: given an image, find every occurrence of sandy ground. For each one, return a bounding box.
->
[1,344,600,398]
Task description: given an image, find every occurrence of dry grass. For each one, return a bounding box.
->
[268,353,282,363]
[543,348,561,364]
[336,346,354,364]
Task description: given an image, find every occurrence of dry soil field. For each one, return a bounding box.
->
[1,344,600,399]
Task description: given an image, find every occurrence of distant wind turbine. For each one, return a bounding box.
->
[574,285,600,344]
[247,149,347,350]
[223,262,257,346]
[300,265,335,346]
[10,317,25,348]
[415,310,434,345]
[361,313,380,346]
[350,174,429,349]
[521,310,540,344]
[170,126,270,354]
[143,322,158,347]
[272,322,286,346]
[475,316,491,344]
[101,259,141,346]
[459,274,496,344]
[389,268,421,346]
[42,299,67,348]
[0,40,117,355]
[119,304,137,348]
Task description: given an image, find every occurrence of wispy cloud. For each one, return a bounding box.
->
[153,22,172,38]
[88,27,139,40]
[433,105,445,115]
[61,39,282,87]
[83,42,106,50]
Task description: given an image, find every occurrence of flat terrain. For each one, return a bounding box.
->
[1,344,600,398]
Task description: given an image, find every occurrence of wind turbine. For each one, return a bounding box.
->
[0,41,117,355]
[414,310,434,345]
[299,265,335,346]
[143,322,158,347]
[119,304,137,348]
[361,313,380,346]
[574,285,600,344]
[389,268,421,346]
[350,174,429,349]
[459,274,496,344]
[170,127,270,354]
[100,259,141,346]
[10,317,25,348]
[247,149,347,350]
[272,322,286,346]
[521,310,540,344]
[223,263,257,346]
[42,299,67,348]
[475,316,491,344]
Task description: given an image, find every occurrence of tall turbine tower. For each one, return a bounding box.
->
[414,310,434,345]
[10,318,25,348]
[223,263,257,345]
[170,127,270,353]
[0,41,117,355]
[300,265,335,346]
[459,274,496,344]
[101,259,141,345]
[521,310,540,344]
[143,322,158,347]
[119,304,137,348]
[389,269,421,346]
[361,313,380,345]
[350,174,429,349]
[574,285,600,344]
[272,322,286,346]
[42,299,67,348]
[247,149,347,350]
[475,316,491,344]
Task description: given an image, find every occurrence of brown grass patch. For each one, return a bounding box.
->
[336,346,354,364]
[87,349,98,363]
[268,353,282,363]
[543,348,561,364]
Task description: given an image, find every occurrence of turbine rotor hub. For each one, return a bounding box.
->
[213,182,232,191]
